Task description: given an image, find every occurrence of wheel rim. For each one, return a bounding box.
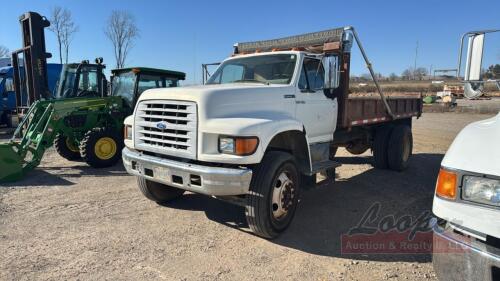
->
[65,138,79,152]
[94,137,117,160]
[402,133,411,162]
[271,170,296,221]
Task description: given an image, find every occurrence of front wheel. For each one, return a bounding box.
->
[80,128,123,168]
[54,134,81,161]
[245,151,300,239]
[137,177,185,203]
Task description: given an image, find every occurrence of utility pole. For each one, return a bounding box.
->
[413,41,418,80]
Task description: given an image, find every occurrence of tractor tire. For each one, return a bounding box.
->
[137,177,185,203]
[54,134,81,161]
[387,125,413,171]
[372,126,393,169]
[245,151,300,239]
[80,128,123,168]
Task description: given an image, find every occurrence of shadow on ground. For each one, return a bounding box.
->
[162,153,444,263]
[0,161,128,188]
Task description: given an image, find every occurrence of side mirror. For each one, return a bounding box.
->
[464,33,485,82]
[323,55,340,89]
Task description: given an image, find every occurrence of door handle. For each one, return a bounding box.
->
[284,95,295,99]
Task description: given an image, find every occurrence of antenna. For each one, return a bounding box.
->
[413,41,418,80]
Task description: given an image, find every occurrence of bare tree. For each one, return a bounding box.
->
[48,7,78,64]
[0,45,9,57]
[104,10,139,69]
[414,67,428,80]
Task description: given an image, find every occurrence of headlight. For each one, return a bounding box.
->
[124,125,132,140]
[218,136,259,156]
[463,176,500,207]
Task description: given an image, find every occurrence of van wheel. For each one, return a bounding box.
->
[387,125,413,171]
[80,128,123,168]
[246,151,300,239]
[137,177,185,203]
[372,126,393,169]
[54,134,81,160]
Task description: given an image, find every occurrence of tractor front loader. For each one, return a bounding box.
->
[0,96,125,182]
[0,11,186,183]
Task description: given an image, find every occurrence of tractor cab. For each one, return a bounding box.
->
[110,67,185,112]
[55,58,107,99]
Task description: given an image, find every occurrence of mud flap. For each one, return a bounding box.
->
[0,143,23,183]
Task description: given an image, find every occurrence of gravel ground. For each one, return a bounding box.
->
[0,112,495,281]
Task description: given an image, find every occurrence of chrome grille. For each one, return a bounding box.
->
[134,100,197,159]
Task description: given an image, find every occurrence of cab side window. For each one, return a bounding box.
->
[298,58,325,91]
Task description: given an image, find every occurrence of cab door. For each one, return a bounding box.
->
[295,56,337,143]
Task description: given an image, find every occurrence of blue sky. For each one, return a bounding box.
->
[1,0,499,84]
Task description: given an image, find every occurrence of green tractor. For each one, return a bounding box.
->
[0,12,185,182]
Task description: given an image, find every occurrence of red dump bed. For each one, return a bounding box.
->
[337,93,423,129]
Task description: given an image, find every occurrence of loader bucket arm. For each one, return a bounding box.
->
[0,97,124,183]
[0,101,57,182]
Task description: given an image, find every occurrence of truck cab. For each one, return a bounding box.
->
[111,67,185,114]
[122,27,422,238]
[0,64,62,127]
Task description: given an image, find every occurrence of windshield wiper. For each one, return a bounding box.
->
[233,79,269,85]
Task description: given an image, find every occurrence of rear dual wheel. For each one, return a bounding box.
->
[372,124,412,171]
[80,128,123,168]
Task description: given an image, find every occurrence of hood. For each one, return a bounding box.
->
[442,112,500,176]
[137,83,295,120]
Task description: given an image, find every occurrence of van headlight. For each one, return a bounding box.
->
[463,176,500,207]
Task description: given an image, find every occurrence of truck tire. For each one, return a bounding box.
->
[372,126,393,169]
[137,177,185,203]
[346,142,369,155]
[80,128,123,168]
[387,125,413,171]
[54,134,81,161]
[245,151,300,239]
[330,145,338,159]
[5,113,13,128]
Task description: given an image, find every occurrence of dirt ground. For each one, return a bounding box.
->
[0,112,496,281]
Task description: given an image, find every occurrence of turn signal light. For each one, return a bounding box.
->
[235,138,259,155]
[436,168,457,199]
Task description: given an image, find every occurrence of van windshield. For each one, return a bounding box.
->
[206,54,297,85]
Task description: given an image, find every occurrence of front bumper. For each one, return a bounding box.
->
[433,223,500,281]
[122,147,252,196]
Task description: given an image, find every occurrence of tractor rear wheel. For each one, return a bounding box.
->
[54,134,81,161]
[80,128,123,168]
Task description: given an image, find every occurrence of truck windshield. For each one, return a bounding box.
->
[206,54,297,85]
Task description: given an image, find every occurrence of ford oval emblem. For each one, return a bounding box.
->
[156,122,167,130]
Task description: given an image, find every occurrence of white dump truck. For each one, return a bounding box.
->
[122,27,422,238]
